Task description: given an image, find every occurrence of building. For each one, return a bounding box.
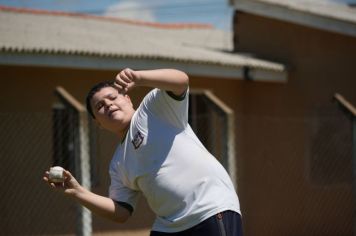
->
[0,5,286,235]
[230,0,356,235]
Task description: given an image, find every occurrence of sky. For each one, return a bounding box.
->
[0,0,355,32]
[0,0,235,31]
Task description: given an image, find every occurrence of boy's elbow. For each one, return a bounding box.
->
[182,72,189,86]
[112,203,132,224]
[179,72,189,92]
[168,70,189,96]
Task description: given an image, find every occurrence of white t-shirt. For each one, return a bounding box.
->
[109,88,240,233]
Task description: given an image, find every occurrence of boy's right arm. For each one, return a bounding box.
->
[72,186,131,223]
[43,170,131,223]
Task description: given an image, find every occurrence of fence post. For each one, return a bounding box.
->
[78,111,92,236]
[55,87,92,236]
[227,112,237,188]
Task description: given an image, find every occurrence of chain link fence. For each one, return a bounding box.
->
[0,111,78,235]
[0,87,93,236]
[0,88,354,235]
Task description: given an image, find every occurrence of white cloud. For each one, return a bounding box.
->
[103,1,156,22]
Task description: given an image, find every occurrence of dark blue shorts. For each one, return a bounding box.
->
[150,211,243,236]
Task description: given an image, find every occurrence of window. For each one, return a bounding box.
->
[309,102,352,185]
[189,90,236,186]
[52,102,77,174]
[52,87,97,187]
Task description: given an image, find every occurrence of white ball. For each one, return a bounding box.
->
[49,166,64,183]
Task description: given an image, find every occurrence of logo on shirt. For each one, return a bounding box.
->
[132,130,144,149]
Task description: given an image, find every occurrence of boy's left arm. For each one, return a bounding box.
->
[114,68,189,96]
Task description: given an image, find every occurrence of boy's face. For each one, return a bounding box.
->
[91,86,134,134]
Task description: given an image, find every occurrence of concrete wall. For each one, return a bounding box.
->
[232,11,356,236]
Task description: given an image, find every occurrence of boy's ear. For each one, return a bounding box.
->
[125,94,133,105]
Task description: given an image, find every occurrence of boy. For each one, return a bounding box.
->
[44,68,242,235]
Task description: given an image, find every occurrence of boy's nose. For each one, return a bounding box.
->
[103,100,112,109]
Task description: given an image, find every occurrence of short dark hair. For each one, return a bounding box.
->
[86,81,116,119]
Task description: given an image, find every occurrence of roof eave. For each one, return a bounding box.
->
[0,51,287,82]
[232,0,356,38]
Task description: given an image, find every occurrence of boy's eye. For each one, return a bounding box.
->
[109,95,117,100]
[96,103,103,110]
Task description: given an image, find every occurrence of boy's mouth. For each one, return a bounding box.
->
[108,109,119,118]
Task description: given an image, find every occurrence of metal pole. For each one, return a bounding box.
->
[78,112,92,236]
[227,112,237,188]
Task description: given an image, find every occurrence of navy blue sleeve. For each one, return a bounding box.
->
[114,201,134,215]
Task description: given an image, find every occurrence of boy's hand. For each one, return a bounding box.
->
[114,68,141,93]
[43,169,82,196]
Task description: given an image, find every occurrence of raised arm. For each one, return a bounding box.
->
[114,68,189,96]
